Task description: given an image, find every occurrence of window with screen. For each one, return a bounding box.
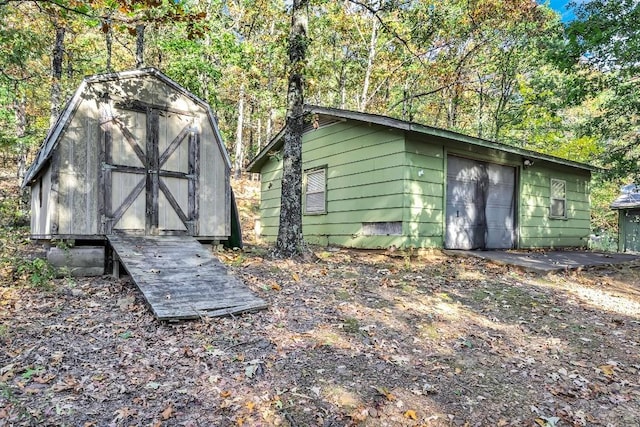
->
[550,179,566,218]
[305,168,326,214]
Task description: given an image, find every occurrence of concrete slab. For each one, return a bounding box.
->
[444,250,640,273]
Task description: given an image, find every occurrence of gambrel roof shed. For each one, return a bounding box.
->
[24,67,232,241]
[248,105,597,250]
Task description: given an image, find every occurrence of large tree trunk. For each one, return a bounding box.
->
[50,24,65,127]
[136,24,145,68]
[276,0,309,257]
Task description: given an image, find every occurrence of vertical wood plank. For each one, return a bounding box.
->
[49,151,60,235]
[146,108,159,235]
[104,110,114,235]
[98,107,108,234]
[188,130,200,236]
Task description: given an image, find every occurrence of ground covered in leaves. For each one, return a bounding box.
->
[1,177,640,426]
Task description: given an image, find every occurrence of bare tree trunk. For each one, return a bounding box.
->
[477,71,485,138]
[50,24,65,127]
[136,24,145,68]
[105,18,113,72]
[359,17,378,112]
[276,0,309,257]
[14,88,27,183]
[234,85,245,179]
[266,107,275,142]
[257,117,262,150]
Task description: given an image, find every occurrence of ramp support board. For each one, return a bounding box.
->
[108,235,267,320]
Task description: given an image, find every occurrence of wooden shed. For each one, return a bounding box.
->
[24,67,231,243]
[22,68,238,274]
[21,68,266,319]
[611,184,640,253]
[247,105,596,250]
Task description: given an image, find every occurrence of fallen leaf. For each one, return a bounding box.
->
[33,374,56,384]
[374,386,396,401]
[161,404,173,420]
[271,283,281,291]
[404,409,418,420]
[220,390,232,398]
[246,401,255,412]
[599,364,615,376]
[113,407,136,421]
[292,272,300,282]
[349,407,368,421]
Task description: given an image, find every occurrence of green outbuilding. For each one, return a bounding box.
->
[611,184,640,253]
[247,106,596,250]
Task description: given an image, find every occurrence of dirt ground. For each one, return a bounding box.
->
[1,177,639,427]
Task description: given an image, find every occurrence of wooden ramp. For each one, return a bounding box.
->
[108,235,267,320]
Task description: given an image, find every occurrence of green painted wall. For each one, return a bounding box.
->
[256,120,592,250]
[618,209,640,252]
[303,121,407,248]
[519,166,591,248]
[403,136,445,248]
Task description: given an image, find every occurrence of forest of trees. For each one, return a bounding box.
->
[1,0,639,238]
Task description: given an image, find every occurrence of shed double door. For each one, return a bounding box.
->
[445,156,516,250]
[101,105,199,236]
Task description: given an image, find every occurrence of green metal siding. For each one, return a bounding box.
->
[519,166,591,248]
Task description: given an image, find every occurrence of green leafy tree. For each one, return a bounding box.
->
[565,0,640,180]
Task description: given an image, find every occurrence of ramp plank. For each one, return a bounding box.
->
[108,235,267,320]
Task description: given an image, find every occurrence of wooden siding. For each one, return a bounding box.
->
[199,118,230,238]
[30,167,52,238]
[519,166,591,248]
[56,101,101,236]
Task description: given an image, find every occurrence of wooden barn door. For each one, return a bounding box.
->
[100,104,199,236]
